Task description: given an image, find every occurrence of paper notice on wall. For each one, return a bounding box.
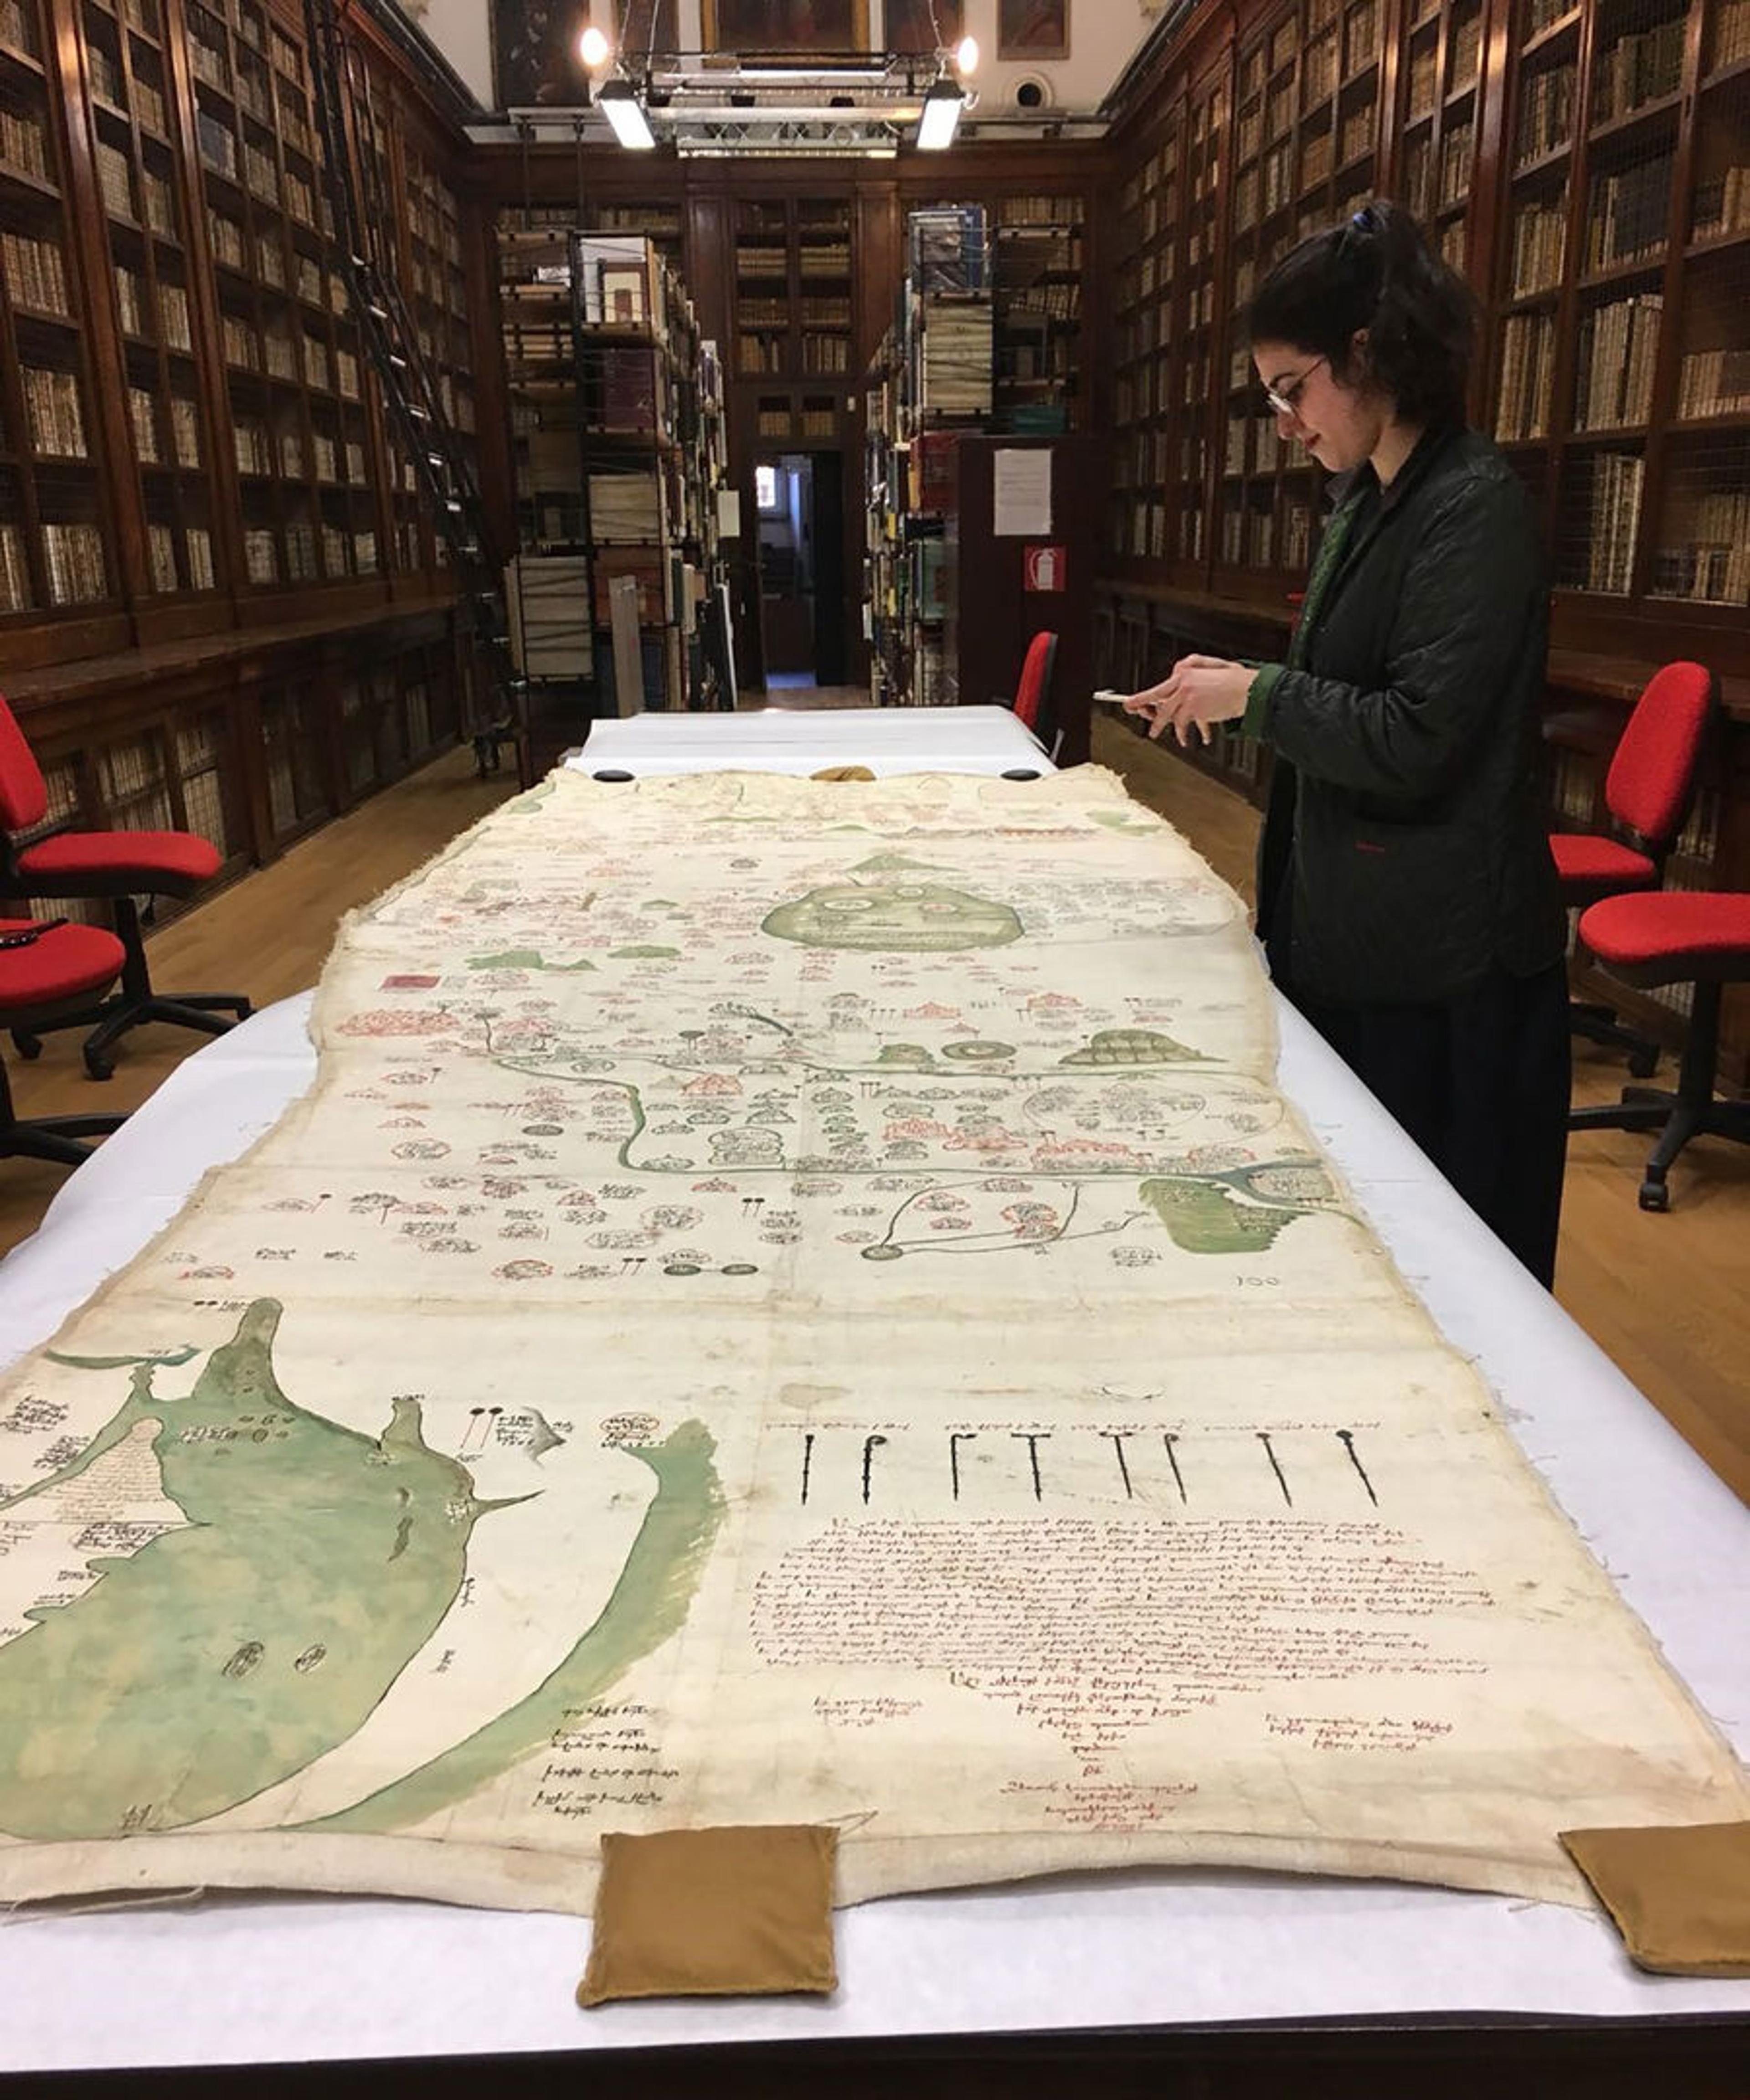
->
[993,448,1052,536]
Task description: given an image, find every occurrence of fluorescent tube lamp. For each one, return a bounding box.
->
[916,78,963,149]
[597,78,656,149]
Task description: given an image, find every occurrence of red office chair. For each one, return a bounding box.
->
[1550,662,1715,1078]
[0,919,130,1164]
[1010,630,1060,757]
[0,695,251,1081]
[1568,890,1750,1211]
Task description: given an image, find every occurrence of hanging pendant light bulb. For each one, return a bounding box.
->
[578,22,611,68]
[954,33,979,76]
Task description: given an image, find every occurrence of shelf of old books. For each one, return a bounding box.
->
[734,197,792,377]
[392,129,474,579]
[0,0,115,617]
[730,195,855,381]
[189,0,386,591]
[1102,0,1750,646]
[990,193,1085,432]
[1112,105,1184,569]
[93,0,218,599]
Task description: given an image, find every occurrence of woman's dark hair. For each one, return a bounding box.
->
[1246,199,1477,427]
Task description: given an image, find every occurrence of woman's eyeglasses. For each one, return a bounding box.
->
[1262,355,1327,418]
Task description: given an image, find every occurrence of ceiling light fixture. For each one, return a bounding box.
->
[916,77,964,150]
[578,23,611,68]
[596,77,656,149]
[737,60,892,80]
[955,34,979,75]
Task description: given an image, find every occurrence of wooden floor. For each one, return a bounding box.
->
[3,722,1745,1504]
[0,746,521,1256]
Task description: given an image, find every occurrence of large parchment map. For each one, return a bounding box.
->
[0,766,1742,1915]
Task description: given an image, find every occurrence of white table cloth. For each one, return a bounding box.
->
[0,727,1745,2074]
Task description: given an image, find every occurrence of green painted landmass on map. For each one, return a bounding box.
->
[1141,1178,1312,1254]
[45,1344,199,1371]
[305,1421,724,1835]
[467,950,595,973]
[0,1302,508,1842]
[763,881,1022,952]
[1059,1028,1210,1067]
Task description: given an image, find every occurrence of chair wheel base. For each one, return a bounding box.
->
[84,1048,115,1081]
[1638,1177,1670,1213]
[13,1032,41,1060]
[1626,1044,1661,1080]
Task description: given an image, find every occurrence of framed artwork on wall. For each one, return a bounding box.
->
[997,0,1069,61]
[886,0,961,53]
[702,0,870,51]
[493,0,679,107]
[618,0,679,57]
[492,0,592,108]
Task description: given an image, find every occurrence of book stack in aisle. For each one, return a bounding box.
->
[920,298,993,416]
[588,470,661,543]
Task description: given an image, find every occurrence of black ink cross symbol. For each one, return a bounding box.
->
[1338,1429,1378,1506]
[1011,1431,1049,1503]
[1100,1431,1133,1499]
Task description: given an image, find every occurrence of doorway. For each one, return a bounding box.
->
[751,450,847,692]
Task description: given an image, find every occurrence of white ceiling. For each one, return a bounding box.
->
[407,0,1166,128]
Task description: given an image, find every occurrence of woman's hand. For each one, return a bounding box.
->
[1120,656,1254,746]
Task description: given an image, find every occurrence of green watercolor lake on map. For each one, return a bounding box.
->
[1141,1178,1310,1254]
[0,1302,491,1842]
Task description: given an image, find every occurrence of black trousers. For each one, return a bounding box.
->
[1283,960,1572,1289]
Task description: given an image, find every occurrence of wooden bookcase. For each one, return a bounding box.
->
[1097,0,1750,1076]
[0,0,484,899]
[732,192,854,379]
[1104,0,1748,665]
[1,0,122,627]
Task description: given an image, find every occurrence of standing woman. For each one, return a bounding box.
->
[1122,201,1570,1285]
